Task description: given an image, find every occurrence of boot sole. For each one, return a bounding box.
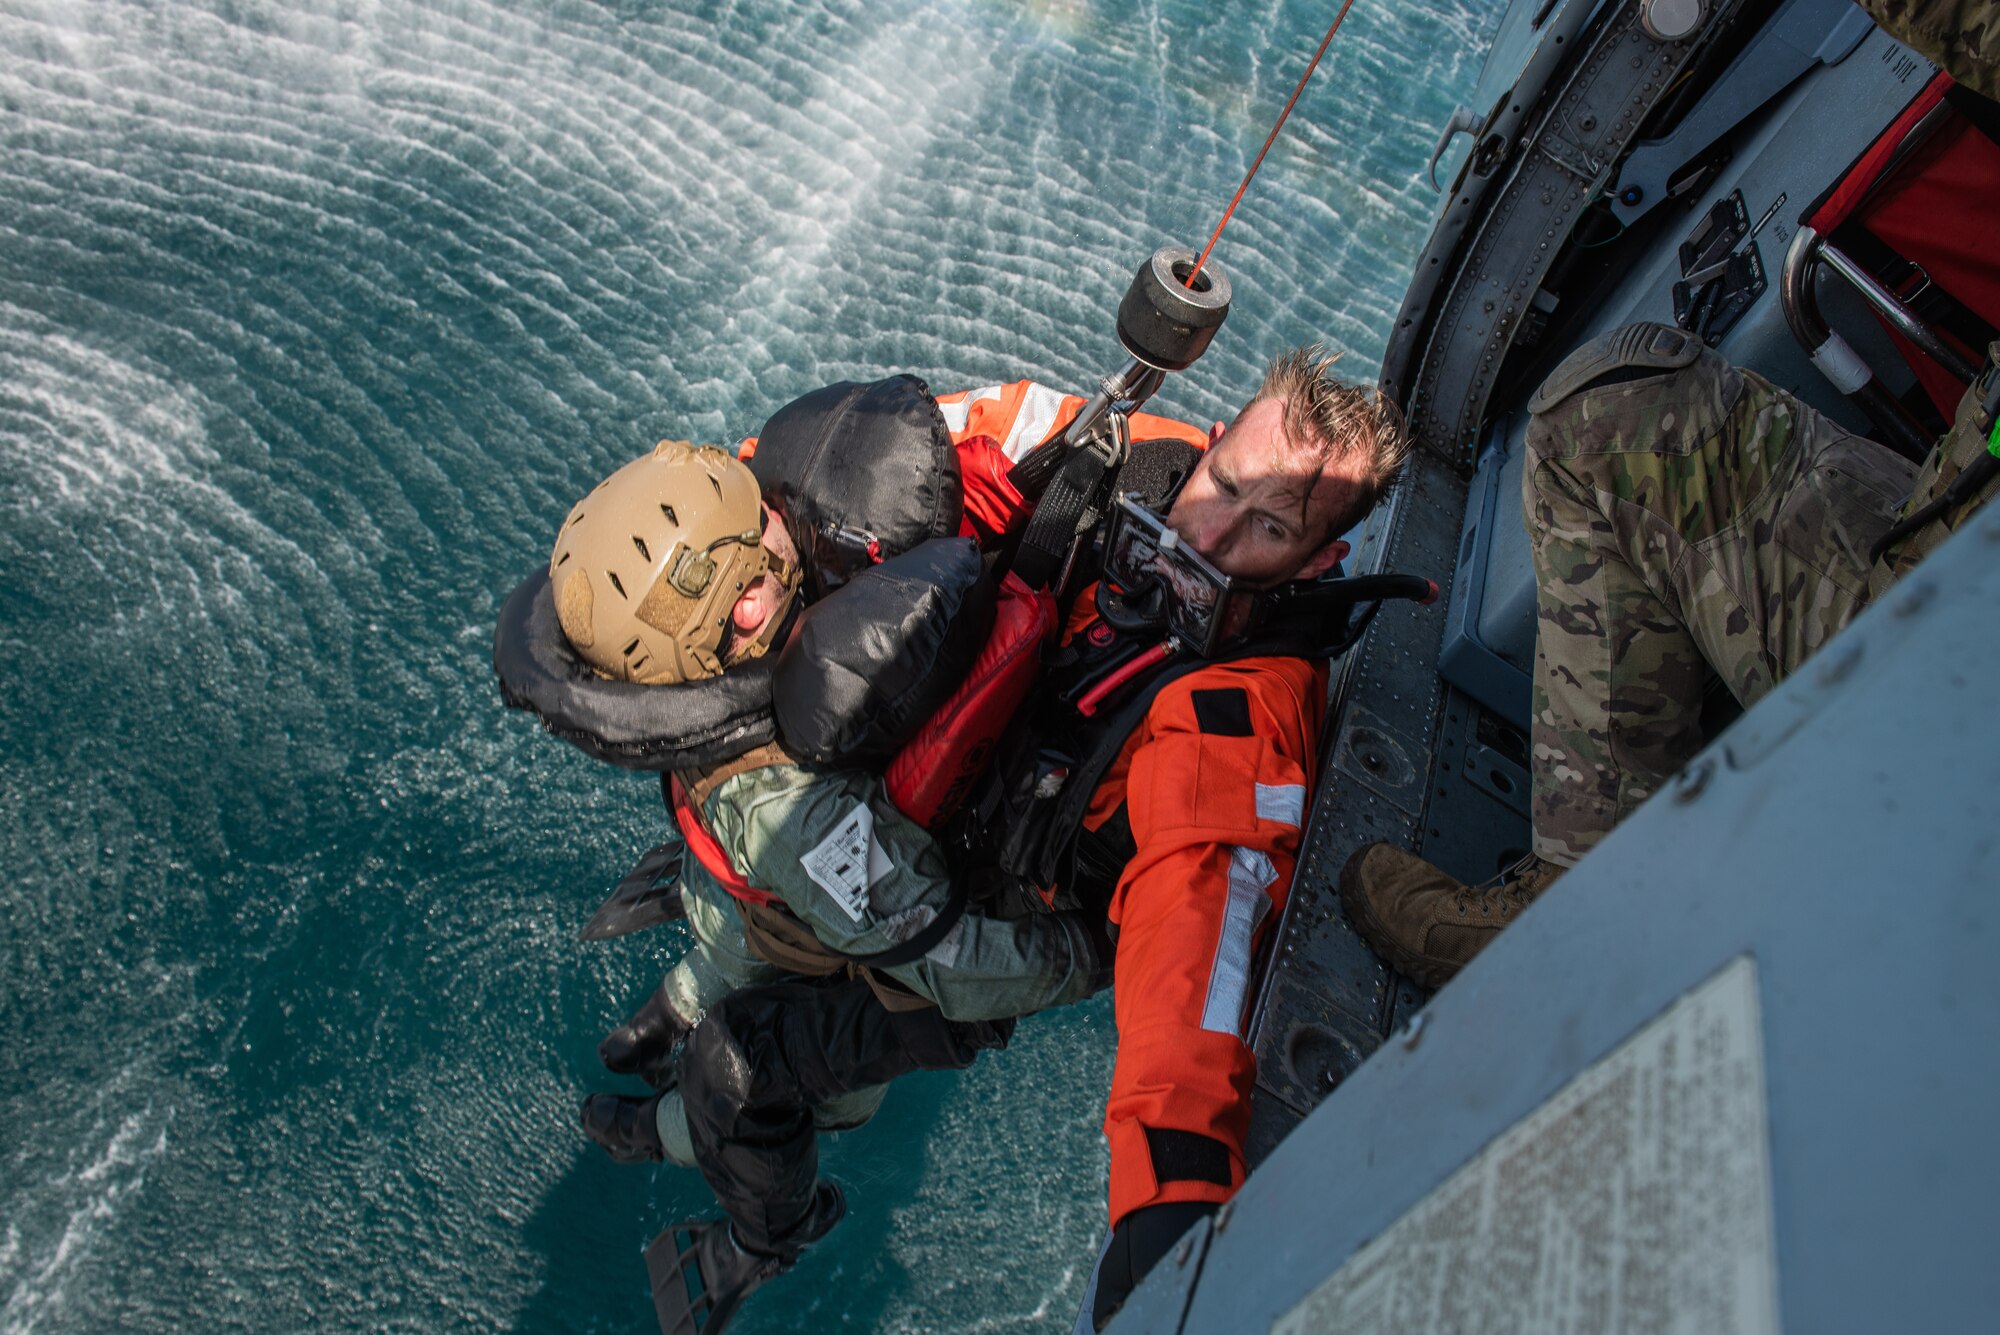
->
[1337,851,1460,993]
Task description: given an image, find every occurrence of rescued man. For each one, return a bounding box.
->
[565,348,1411,1334]
[546,435,1114,1169]
[1341,321,2000,988]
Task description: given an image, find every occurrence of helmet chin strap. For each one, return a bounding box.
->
[722,551,801,668]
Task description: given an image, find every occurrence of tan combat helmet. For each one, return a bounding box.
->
[549,441,797,685]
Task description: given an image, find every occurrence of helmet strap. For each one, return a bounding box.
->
[722,550,800,667]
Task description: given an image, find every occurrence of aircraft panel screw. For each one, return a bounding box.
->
[1401,1011,1429,1050]
[1815,641,1863,686]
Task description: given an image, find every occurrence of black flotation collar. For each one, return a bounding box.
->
[493,569,778,772]
[496,373,976,774]
[495,538,996,774]
[775,537,993,765]
[752,374,963,604]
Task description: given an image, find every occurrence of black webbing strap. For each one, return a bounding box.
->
[838,872,972,969]
[1144,1127,1233,1186]
[1034,626,1329,893]
[1010,444,1114,590]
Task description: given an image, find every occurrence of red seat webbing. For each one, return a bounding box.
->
[1808,74,1953,233]
[1806,73,2000,419]
[1858,117,2000,415]
[671,776,778,906]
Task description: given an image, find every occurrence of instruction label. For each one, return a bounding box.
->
[1273,955,1779,1335]
[800,803,893,923]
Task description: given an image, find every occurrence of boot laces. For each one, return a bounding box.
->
[1450,854,1551,919]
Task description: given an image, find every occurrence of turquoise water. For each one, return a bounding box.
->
[0,2,1486,1330]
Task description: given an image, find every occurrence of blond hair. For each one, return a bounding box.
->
[1243,343,1410,538]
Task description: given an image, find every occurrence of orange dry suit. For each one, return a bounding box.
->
[934,382,1327,1230]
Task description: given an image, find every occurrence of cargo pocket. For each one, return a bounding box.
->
[1780,431,1917,594]
[1763,428,1916,670]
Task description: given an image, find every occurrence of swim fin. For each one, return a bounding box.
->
[580,837,687,941]
[645,1217,787,1335]
[644,1184,844,1335]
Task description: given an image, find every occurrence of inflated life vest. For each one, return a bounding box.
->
[494,375,1057,932]
[495,374,999,775]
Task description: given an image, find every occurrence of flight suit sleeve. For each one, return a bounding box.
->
[1099,657,1324,1227]
[713,765,1107,1023]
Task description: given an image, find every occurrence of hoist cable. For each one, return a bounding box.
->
[1187,0,1359,287]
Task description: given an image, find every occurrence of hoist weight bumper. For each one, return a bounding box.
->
[1117,245,1231,372]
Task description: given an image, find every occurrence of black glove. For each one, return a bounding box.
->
[1090,1200,1217,1331]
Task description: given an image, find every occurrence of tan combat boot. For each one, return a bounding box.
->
[1339,844,1564,990]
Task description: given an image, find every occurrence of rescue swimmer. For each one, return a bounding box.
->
[494,357,1416,1335]
[923,357,1415,1330]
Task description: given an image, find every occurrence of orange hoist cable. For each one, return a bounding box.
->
[1187,0,1360,287]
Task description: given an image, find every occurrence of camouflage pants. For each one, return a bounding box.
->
[1856,0,2000,101]
[1523,334,1918,864]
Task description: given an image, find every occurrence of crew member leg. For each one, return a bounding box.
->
[679,976,1011,1256]
[1526,345,1914,863]
[1344,326,1912,986]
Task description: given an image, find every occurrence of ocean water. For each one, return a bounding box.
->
[0,2,1488,1330]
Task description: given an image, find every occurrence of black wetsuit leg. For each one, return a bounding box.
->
[679,976,1012,1256]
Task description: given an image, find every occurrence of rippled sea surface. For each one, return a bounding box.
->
[0,2,1486,1330]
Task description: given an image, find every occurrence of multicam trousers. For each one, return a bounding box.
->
[1521,325,1919,864]
[1856,0,2000,101]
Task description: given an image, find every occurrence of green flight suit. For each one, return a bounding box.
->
[647,754,1106,1162]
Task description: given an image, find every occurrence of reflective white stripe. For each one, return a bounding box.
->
[937,385,1002,435]
[1200,846,1276,1037]
[1000,382,1071,461]
[1254,783,1306,827]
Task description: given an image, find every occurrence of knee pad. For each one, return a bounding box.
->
[681,1000,760,1114]
[1529,322,1708,418]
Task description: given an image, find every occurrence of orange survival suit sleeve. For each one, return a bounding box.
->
[1096,655,1326,1227]
[934,381,1211,459]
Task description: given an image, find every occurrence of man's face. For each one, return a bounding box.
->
[1163,397,1355,586]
